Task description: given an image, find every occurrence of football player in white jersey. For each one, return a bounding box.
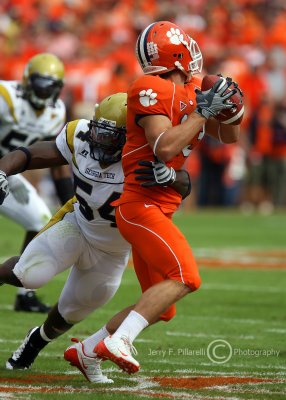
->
[0,93,191,383]
[0,53,73,312]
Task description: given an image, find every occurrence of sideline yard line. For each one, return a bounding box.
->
[0,394,28,400]
[166,331,255,340]
[202,283,285,294]
[143,359,286,371]
[0,256,15,263]
[174,371,286,378]
[266,328,286,334]
[0,305,13,311]
[212,385,286,396]
[0,339,22,344]
[175,315,284,325]
[195,363,286,371]
[0,383,232,400]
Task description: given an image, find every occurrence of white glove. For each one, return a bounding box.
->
[0,170,9,205]
[135,160,176,187]
[8,175,29,204]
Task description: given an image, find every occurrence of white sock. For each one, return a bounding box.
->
[83,325,109,357]
[113,310,149,343]
[40,325,52,342]
[17,287,32,295]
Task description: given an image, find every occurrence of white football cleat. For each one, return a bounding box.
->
[64,338,113,384]
[95,335,140,374]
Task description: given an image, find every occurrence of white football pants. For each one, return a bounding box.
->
[0,174,51,231]
[13,211,130,323]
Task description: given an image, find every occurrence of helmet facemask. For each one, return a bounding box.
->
[187,38,203,76]
[22,53,64,110]
[88,118,126,165]
[26,73,63,109]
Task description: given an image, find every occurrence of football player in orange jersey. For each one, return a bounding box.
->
[66,21,242,375]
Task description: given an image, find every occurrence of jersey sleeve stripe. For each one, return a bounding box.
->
[170,83,175,123]
[122,143,149,158]
[0,84,17,122]
[66,119,80,168]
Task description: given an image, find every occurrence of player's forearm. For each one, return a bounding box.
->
[0,149,28,176]
[155,112,205,161]
[0,142,67,176]
[171,170,191,199]
[206,118,240,143]
[27,142,68,171]
[218,124,240,143]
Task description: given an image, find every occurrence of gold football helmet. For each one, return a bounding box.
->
[88,93,127,164]
[22,53,64,109]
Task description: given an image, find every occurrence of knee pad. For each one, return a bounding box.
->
[13,257,57,289]
[59,280,120,324]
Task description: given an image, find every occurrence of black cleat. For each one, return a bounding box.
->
[14,291,51,313]
[6,327,41,370]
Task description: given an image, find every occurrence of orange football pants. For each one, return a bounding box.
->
[115,202,201,321]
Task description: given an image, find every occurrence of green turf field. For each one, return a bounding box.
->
[0,211,285,399]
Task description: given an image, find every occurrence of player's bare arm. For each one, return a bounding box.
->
[0,141,67,177]
[205,118,240,143]
[139,113,205,162]
[134,159,191,199]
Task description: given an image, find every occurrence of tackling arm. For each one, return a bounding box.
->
[134,159,191,199]
[0,141,68,204]
[171,169,191,199]
[0,141,68,176]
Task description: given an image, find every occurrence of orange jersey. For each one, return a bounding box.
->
[117,74,203,212]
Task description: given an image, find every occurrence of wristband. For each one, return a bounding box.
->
[15,147,32,172]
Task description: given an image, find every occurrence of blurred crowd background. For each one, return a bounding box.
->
[1,0,286,213]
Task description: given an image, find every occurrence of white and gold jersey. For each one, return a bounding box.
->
[0,80,65,157]
[56,119,129,253]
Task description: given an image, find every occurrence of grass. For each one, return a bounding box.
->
[0,211,285,399]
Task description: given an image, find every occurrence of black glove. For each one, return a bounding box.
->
[135,159,176,187]
[195,77,237,119]
[0,170,9,205]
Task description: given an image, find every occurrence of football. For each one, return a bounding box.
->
[201,74,244,125]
